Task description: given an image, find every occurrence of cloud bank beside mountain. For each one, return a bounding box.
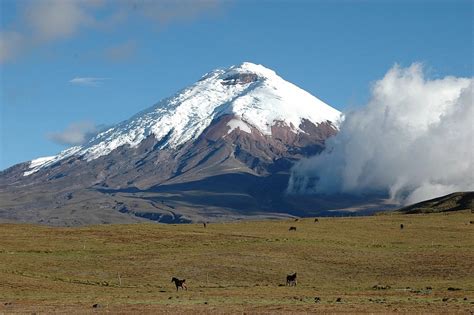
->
[288,63,473,205]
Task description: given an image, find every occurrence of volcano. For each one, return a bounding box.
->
[0,62,355,226]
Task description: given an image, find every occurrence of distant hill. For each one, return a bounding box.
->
[395,192,473,214]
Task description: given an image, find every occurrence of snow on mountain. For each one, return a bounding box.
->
[226,119,252,134]
[23,146,82,176]
[24,62,341,176]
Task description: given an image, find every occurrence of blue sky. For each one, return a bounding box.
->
[1,0,472,170]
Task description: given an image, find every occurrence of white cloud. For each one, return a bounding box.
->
[288,63,473,205]
[69,77,109,87]
[48,121,100,145]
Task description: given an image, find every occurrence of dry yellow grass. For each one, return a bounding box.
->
[1,211,473,314]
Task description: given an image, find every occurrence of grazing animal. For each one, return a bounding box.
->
[203,222,207,228]
[294,218,299,222]
[289,226,297,231]
[400,224,404,230]
[171,277,187,291]
[286,273,297,286]
[314,218,319,223]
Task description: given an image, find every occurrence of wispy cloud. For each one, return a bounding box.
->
[69,77,109,87]
[135,0,221,25]
[1,0,224,64]
[104,40,137,62]
[0,31,25,63]
[24,0,94,42]
[1,0,99,63]
[48,121,101,146]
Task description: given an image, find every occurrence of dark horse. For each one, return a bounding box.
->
[171,277,187,291]
[286,273,297,286]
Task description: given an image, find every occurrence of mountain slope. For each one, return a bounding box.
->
[395,192,473,214]
[0,62,352,225]
[20,62,341,177]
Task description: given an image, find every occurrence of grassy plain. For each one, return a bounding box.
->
[0,211,473,314]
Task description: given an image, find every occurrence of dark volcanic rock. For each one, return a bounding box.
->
[221,72,259,85]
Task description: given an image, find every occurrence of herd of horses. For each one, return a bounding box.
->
[171,273,297,291]
[171,218,407,291]
[171,220,307,291]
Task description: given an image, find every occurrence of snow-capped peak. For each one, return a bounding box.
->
[24,62,342,176]
[228,62,278,78]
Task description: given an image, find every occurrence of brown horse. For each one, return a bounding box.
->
[171,277,187,291]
